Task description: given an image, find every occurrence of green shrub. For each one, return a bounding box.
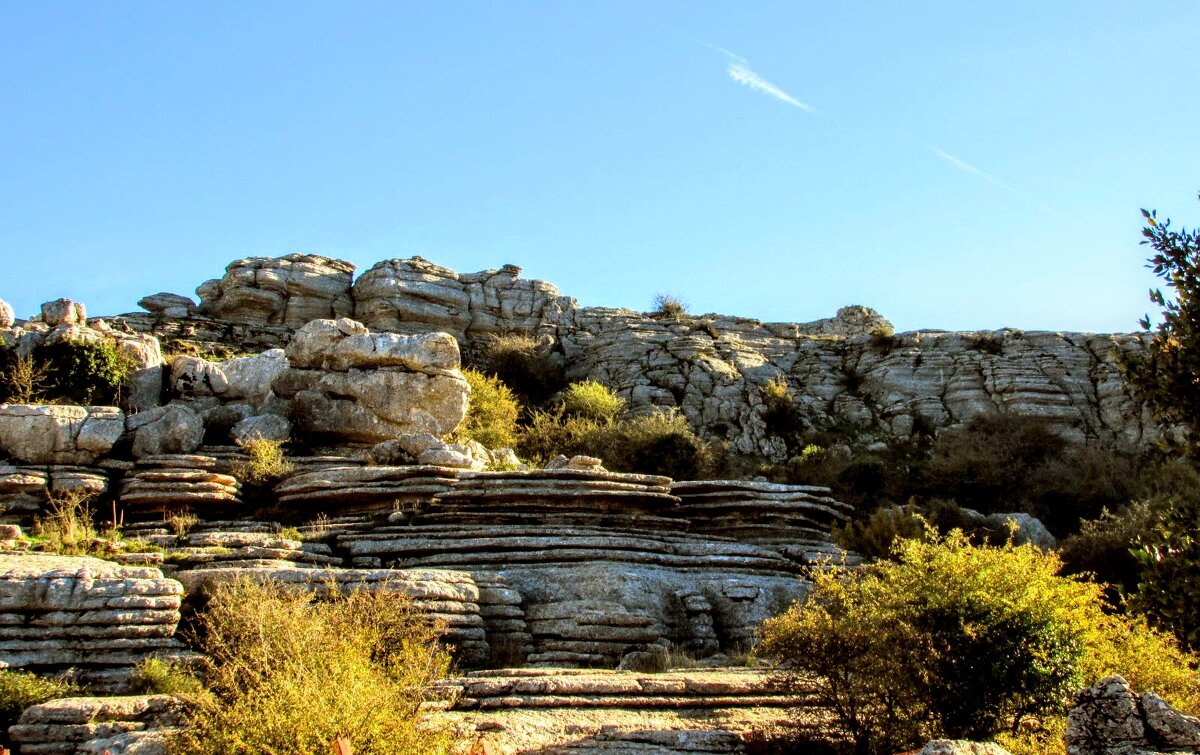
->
[128,658,204,695]
[517,408,718,479]
[475,332,565,406]
[167,578,455,755]
[556,380,625,422]
[868,329,900,354]
[761,376,807,446]
[30,339,137,405]
[968,333,1005,355]
[233,437,294,486]
[456,368,521,449]
[1131,492,1200,648]
[1060,500,1157,598]
[758,533,1133,753]
[0,670,76,747]
[651,293,688,320]
[833,505,928,560]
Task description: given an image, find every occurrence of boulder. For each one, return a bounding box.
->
[1062,675,1200,755]
[196,253,355,326]
[0,405,124,464]
[986,512,1057,549]
[138,292,196,318]
[128,404,204,458]
[273,319,469,443]
[920,742,1012,755]
[0,297,13,328]
[41,298,87,327]
[231,413,291,443]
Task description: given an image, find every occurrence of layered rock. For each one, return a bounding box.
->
[352,258,573,341]
[272,318,469,443]
[671,480,853,565]
[0,406,124,465]
[275,464,459,514]
[118,454,242,520]
[196,253,355,326]
[0,465,108,524]
[10,694,183,755]
[1065,676,1200,755]
[0,554,186,692]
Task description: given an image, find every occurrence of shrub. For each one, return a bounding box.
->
[0,671,76,747]
[761,376,806,445]
[833,505,928,560]
[0,349,49,404]
[651,293,688,320]
[968,333,1005,355]
[128,658,204,695]
[556,380,625,423]
[868,329,900,354]
[33,490,101,556]
[517,408,718,479]
[31,339,137,405]
[233,437,294,486]
[456,368,521,449]
[1059,499,1158,598]
[759,533,1104,753]
[166,578,455,755]
[1131,492,1200,648]
[475,332,565,406]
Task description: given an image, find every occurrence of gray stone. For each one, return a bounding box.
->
[0,298,13,328]
[41,298,86,327]
[196,253,355,326]
[137,292,196,316]
[920,742,1012,755]
[128,404,204,458]
[230,413,291,443]
[986,512,1057,549]
[0,405,125,464]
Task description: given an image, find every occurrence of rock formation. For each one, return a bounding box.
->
[10,694,183,755]
[195,253,355,326]
[108,255,1158,460]
[1065,676,1200,755]
[0,554,188,692]
[0,406,125,465]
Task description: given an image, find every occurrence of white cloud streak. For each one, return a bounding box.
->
[931,147,1053,214]
[727,62,815,112]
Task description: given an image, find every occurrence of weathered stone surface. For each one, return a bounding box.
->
[353,257,574,341]
[196,253,355,326]
[11,694,182,755]
[274,319,469,443]
[920,742,1013,755]
[230,413,291,443]
[137,292,196,318]
[127,404,204,458]
[0,298,14,328]
[41,298,87,327]
[0,405,124,464]
[119,454,242,520]
[1061,676,1200,755]
[985,512,1057,549]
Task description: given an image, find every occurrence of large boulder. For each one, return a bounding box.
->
[272,318,469,443]
[1065,676,1200,755]
[196,253,355,326]
[0,297,13,328]
[127,404,204,458]
[0,404,124,464]
[40,298,87,327]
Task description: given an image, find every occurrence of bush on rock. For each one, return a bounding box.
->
[456,368,520,449]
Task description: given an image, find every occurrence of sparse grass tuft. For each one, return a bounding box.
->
[128,658,204,695]
[651,293,688,320]
[0,670,77,748]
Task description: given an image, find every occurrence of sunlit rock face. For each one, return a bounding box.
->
[196,253,355,327]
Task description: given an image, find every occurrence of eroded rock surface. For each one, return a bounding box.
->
[10,694,183,755]
[1065,676,1200,755]
[0,406,125,465]
[196,253,355,326]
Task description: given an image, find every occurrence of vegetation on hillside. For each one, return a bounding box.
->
[0,338,136,405]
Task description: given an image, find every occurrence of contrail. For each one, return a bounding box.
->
[931,147,1054,214]
[727,62,816,112]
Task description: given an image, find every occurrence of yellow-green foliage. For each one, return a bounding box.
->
[456,368,520,449]
[0,339,137,406]
[167,578,455,755]
[33,490,101,556]
[128,658,204,695]
[233,437,294,486]
[0,670,76,746]
[758,532,1197,754]
[518,407,717,479]
[556,380,625,422]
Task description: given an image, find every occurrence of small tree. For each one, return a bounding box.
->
[1119,194,1200,455]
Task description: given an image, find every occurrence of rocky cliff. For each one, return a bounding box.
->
[112,255,1156,459]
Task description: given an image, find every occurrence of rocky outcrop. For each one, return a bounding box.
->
[10,694,183,755]
[272,318,469,443]
[0,297,15,328]
[1065,676,1200,755]
[0,465,108,524]
[126,405,204,459]
[352,258,574,341]
[118,454,243,520]
[196,253,355,326]
[0,554,187,692]
[137,292,196,319]
[119,255,1157,460]
[920,743,1013,755]
[0,406,125,465]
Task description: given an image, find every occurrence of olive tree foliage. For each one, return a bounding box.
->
[1119,195,1200,648]
[1120,196,1200,454]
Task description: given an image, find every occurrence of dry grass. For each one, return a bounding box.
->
[233,436,294,485]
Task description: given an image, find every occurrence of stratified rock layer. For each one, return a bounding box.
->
[196,253,355,326]
[10,694,182,755]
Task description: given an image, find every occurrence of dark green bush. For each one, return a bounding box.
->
[1060,499,1157,600]
[473,333,566,407]
[1,339,137,405]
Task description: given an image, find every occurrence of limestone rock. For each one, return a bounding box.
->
[217,349,288,408]
[11,694,183,755]
[196,253,355,326]
[274,319,469,443]
[920,742,1013,755]
[0,405,124,464]
[137,292,196,318]
[985,512,1057,549]
[41,298,87,327]
[353,257,574,341]
[1065,676,1152,755]
[127,404,204,458]
[0,298,13,328]
[231,413,291,443]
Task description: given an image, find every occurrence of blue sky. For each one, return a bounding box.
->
[2,2,1197,332]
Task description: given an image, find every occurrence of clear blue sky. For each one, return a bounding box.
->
[2,2,1198,332]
